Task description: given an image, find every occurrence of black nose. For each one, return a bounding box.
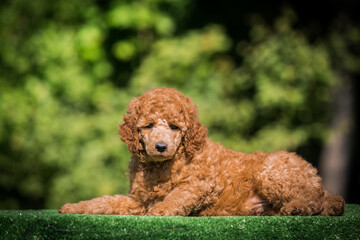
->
[155,142,168,153]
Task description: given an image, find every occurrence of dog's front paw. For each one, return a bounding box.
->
[58,203,85,214]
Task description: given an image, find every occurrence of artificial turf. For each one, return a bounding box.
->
[0,204,359,240]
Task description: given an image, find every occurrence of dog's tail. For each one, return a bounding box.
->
[320,189,345,216]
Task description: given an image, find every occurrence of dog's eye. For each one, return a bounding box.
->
[170,125,179,130]
[144,123,154,129]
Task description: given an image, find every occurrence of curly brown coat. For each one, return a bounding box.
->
[59,88,345,216]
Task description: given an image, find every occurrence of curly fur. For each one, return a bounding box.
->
[59,88,345,216]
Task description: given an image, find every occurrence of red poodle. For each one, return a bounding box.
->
[59,88,345,216]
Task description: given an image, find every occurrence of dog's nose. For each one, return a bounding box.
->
[155,142,168,153]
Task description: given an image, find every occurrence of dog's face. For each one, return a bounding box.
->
[135,98,188,161]
[119,88,207,162]
[137,118,183,161]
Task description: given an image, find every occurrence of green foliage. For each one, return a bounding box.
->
[0,24,132,209]
[0,2,358,209]
[222,11,336,152]
[328,26,360,73]
[131,25,231,92]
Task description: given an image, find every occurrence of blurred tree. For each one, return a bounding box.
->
[0,0,359,209]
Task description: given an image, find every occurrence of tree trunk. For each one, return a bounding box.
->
[319,75,354,198]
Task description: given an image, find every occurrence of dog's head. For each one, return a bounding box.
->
[119,88,207,162]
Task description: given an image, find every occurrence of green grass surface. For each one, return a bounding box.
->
[0,204,359,240]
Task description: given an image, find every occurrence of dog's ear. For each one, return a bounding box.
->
[183,97,207,159]
[184,122,207,159]
[119,98,140,155]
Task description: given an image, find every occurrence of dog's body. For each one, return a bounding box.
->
[59,88,345,216]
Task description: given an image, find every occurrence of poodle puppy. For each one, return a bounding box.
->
[59,88,345,216]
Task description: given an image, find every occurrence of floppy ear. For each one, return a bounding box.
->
[119,98,140,155]
[183,97,207,159]
[184,122,207,159]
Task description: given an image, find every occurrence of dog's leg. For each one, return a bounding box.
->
[253,151,341,216]
[146,183,206,216]
[58,194,144,215]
